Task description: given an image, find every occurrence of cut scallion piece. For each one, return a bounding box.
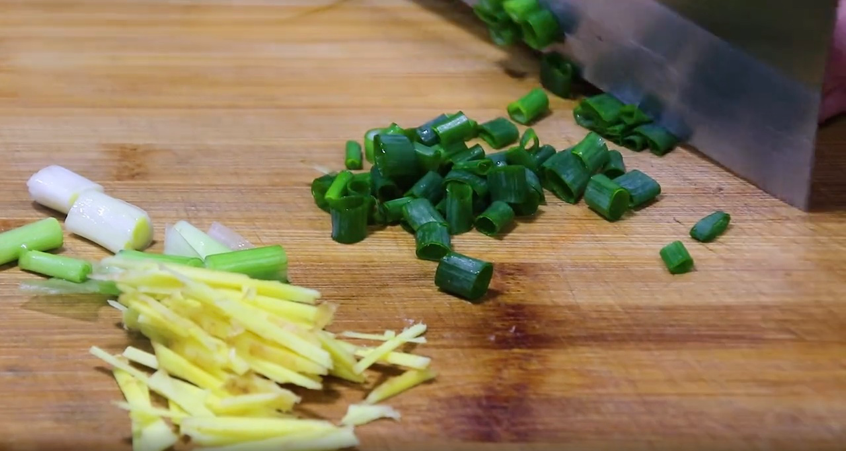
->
[402,198,447,232]
[573,93,624,131]
[475,201,515,236]
[622,133,648,151]
[488,151,509,168]
[374,134,420,181]
[66,192,153,254]
[478,117,519,149]
[473,195,491,216]
[503,0,539,23]
[572,131,610,173]
[614,169,661,208]
[345,141,363,170]
[540,52,576,99]
[405,171,446,205]
[433,112,475,144]
[0,218,63,266]
[450,144,486,164]
[474,0,509,26]
[203,245,288,281]
[507,88,549,125]
[632,124,679,156]
[690,211,731,243]
[525,167,545,203]
[370,164,403,201]
[519,128,539,153]
[435,252,494,301]
[534,144,556,167]
[415,223,452,261]
[18,250,92,283]
[347,172,371,197]
[26,165,104,215]
[660,241,694,275]
[435,197,447,216]
[521,8,559,50]
[505,146,539,174]
[331,196,369,244]
[445,182,474,235]
[414,142,442,172]
[602,150,626,178]
[452,159,493,176]
[584,174,630,222]
[488,165,528,204]
[437,140,470,162]
[19,278,120,296]
[541,150,590,203]
[620,105,652,128]
[364,128,383,164]
[324,170,353,206]
[489,23,522,46]
[311,173,336,212]
[116,249,204,267]
[443,170,489,198]
[414,114,449,146]
[383,197,414,224]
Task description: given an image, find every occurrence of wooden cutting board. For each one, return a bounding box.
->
[1,1,845,450]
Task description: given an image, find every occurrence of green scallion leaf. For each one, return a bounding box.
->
[503,0,539,23]
[534,144,556,167]
[203,245,288,281]
[374,133,420,183]
[435,197,447,216]
[519,128,539,153]
[383,197,414,224]
[540,52,576,98]
[18,250,92,283]
[414,142,442,172]
[473,195,491,216]
[452,158,493,176]
[364,128,383,164]
[330,196,369,244]
[116,249,204,268]
[347,172,371,197]
[445,182,474,235]
[614,169,661,208]
[414,114,449,146]
[345,140,363,170]
[690,211,731,243]
[488,151,509,168]
[525,166,545,203]
[660,241,694,275]
[402,198,447,232]
[434,112,476,144]
[602,150,626,179]
[541,150,590,203]
[521,8,559,50]
[311,173,336,212]
[508,88,549,125]
[478,117,519,150]
[367,196,388,226]
[488,165,529,204]
[444,169,489,198]
[584,174,630,222]
[405,171,446,205]
[450,144,486,164]
[622,133,648,151]
[415,222,452,261]
[436,140,470,162]
[573,93,625,132]
[489,22,522,46]
[474,0,509,26]
[324,170,353,206]
[632,124,679,156]
[505,146,539,174]
[475,201,515,236]
[370,165,402,201]
[435,252,494,301]
[620,105,652,128]
[572,131,610,173]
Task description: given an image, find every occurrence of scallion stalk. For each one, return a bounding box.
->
[433,112,476,144]
[383,197,414,224]
[534,144,556,167]
[116,249,204,267]
[690,211,731,243]
[414,114,449,146]
[614,169,661,208]
[488,151,509,168]
[452,159,493,176]
[450,144,486,164]
[415,223,452,261]
[584,174,630,221]
[203,245,288,281]
[370,164,403,202]
[488,165,529,204]
[507,88,549,125]
[540,52,576,99]
[632,124,679,155]
[519,128,539,153]
[445,182,474,235]
[374,134,420,182]
[572,131,610,173]
[622,133,648,151]
[620,105,652,128]
[435,252,494,301]
[541,150,590,203]
[347,172,372,197]
[66,191,153,254]
[573,93,625,132]
[405,171,446,205]
[521,8,559,50]
[311,173,337,212]
[660,241,694,275]
[414,142,442,172]
[345,141,363,170]
[475,201,515,236]
[602,150,626,179]
[503,0,539,23]
[478,117,519,149]
[402,198,447,232]
[364,128,384,164]
[18,250,91,283]
[26,165,104,215]
[505,146,539,174]
[0,218,63,266]
[443,170,489,198]
[331,196,369,244]
[324,170,353,206]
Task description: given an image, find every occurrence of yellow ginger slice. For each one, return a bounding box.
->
[315,331,365,384]
[207,392,299,415]
[122,346,158,370]
[111,367,178,451]
[341,403,401,426]
[151,341,224,391]
[340,331,426,344]
[229,332,328,376]
[147,370,214,417]
[335,340,431,370]
[366,368,437,404]
[240,354,323,390]
[194,425,358,451]
[180,416,337,442]
[352,323,426,374]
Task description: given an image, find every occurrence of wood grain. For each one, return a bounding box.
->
[1,1,845,450]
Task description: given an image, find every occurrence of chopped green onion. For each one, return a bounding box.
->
[436,140,470,162]
[524,167,545,203]
[488,151,509,168]
[473,195,491,216]
[172,220,231,258]
[324,170,353,206]
[383,197,414,224]
[452,159,493,176]
[584,174,630,222]
[614,169,661,208]
[414,142,442,172]
[384,122,412,140]
[347,172,371,197]
[435,197,447,216]
[435,252,494,301]
[345,141,363,170]
[620,105,652,128]
[602,150,626,178]
[402,198,447,232]
[478,117,519,149]
[433,112,475,144]
[405,171,446,205]
[507,88,549,125]
[311,173,336,212]
[443,169,489,198]
[488,165,528,204]
[331,196,369,244]
[19,278,120,296]
[18,250,92,283]
[445,182,474,235]
[415,223,452,261]
[519,128,539,153]
[66,192,153,254]
[660,241,694,275]
[473,0,509,26]
[370,165,403,201]
[572,131,610,173]
[0,218,63,266]
[521,9,559,50]
[540,52,576,98]
[690,211,731,243]
[489,23,522,46]
[204,245,288,281]
[414,114,449,146]
[534,144,556,167]
[503,0,539,23]
[631,124,679,156]
[541,150,591,203]
[511,190,541,217]
[26,165,104,215]
[450,144,486,164]
[364,128,383,164]
[622,133,648,151]
[366,196,387,225]
[374,134,420,181]
[573,93,624,131]
[116,250,204,267]
[475,201,515,236]
[505,146,539,174]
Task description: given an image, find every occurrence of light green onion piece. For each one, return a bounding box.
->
[203,245,288,281]
[383,197,414,224]
[614,169,661,208]
[331,196,369,244]
[323,170,353,206]
[690,211,731,243]
[435,252,494,302]
[364,128,383,164]
[0,218,63,266]
[521,8,559,50]
[660,241,694,275]
[584,174,630,222]
[541,150,590,204]
[632,124,679,156]
[503,0,540,23]
[433,112,476,144]
[18,250,91,283]
[519,128,539,153]
[415,223,452,262]
[602,150,626,178]
[311,173,337,213]
[571,131,610,173]
[345,141,363,170]
[370,165,402,202]
[116,249,204,267]
[507,88,549,125]
[488,165,529,204]
[449,144,486,164]
[172,220,231,259]
[478,117,519,149]
[414,142,442,172]
[405,171,446,205]
[452,159,493,176]
[444,170,489,198]
[347,172,371,198]
[402,198,447,232]
[505,146,539,174]
[445,182,474,235]
[534,144,556,167]
[475,201,515,236]
[374,134,420,181]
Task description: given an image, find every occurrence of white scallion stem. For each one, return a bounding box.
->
[27,165,104,214]
[207,222,255,251]
[163,223,202,258]
[65,191,153,254]
[173,220,230,259]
